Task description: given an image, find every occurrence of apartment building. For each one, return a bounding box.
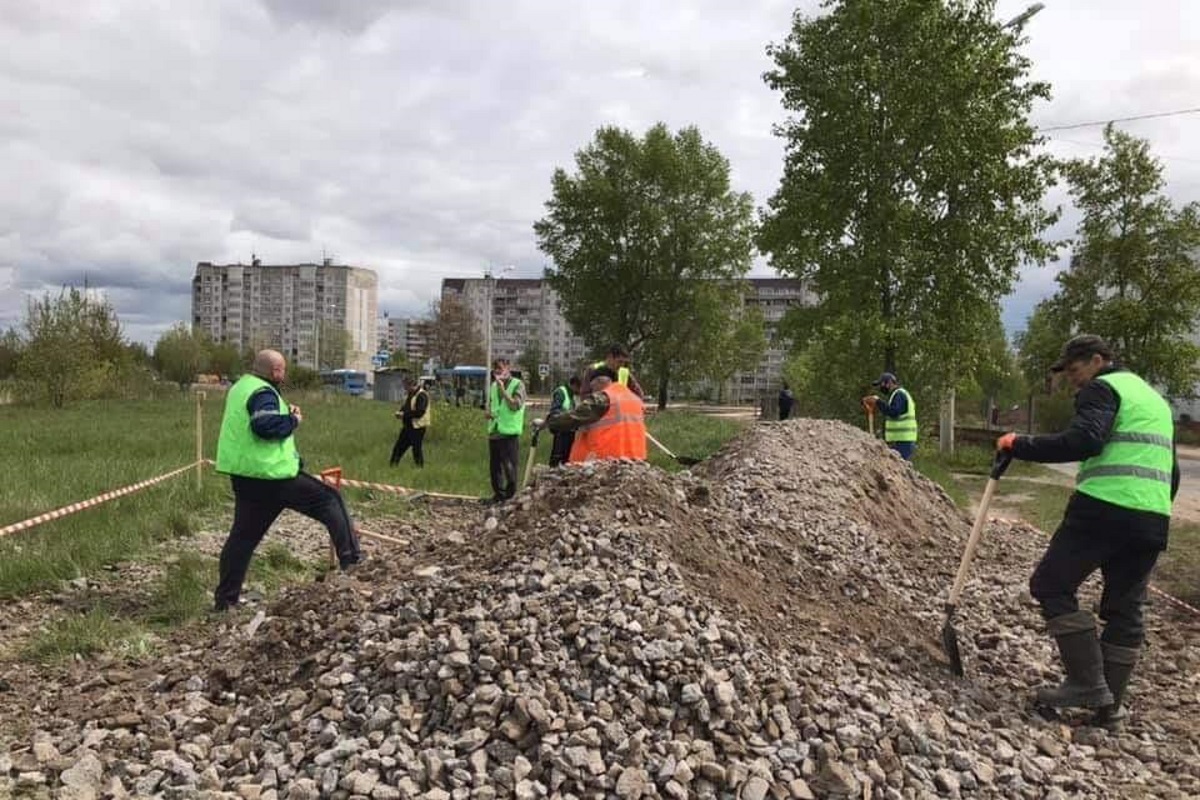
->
[191,258,378,372]
[441,277,590,373]
[440,275,810,399]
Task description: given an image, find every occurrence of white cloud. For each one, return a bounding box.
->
[1,0,1198,343]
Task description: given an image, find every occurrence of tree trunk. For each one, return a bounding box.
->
[657,370,670,411]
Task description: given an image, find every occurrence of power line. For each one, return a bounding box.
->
[1037,106,1200,133]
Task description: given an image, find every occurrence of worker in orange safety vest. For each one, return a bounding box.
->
[543,366,647,462]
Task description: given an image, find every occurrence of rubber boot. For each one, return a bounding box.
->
[1035,610,1114,709]
[1092,642,1139,729]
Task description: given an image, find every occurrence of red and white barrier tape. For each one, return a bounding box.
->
[0,461,203,539]
[336,476,476,501]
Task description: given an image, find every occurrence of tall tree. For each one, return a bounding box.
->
[1015,298,1073,388]
[316,321,351,371]
[154,323,208,390]
[758,0,1058,417]
[428,295,485,368]
[706,304,768,403]
[1053,125,1200,396]
[518,338,547,393]
[0,327,23,380]
[205,339,242,378]
[17,288,128,407]
[535,123,757,408]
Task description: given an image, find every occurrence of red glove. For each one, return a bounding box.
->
[996,432,1018,451]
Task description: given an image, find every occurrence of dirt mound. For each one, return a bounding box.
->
[2,419,1198,799]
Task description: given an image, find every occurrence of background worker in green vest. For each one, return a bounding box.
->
[485,357,526,503]
[213,349,361,612]
[996,334,1179,727]
[862,372,917,460]
[389,374,430,468]
[548,375,582,467]
[592,343,644,399]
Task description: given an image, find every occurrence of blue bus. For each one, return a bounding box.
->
[320,369,367,396]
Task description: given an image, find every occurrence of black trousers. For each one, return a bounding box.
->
[214,473,361,609]
[489,435,519,500]
[549,431,575,467]
[1029,496,1163,648]
[390,427,426,467]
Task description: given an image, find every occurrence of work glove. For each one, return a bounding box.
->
[532,417,546,431]
[996,432,1018,451]
[861,396,876,412]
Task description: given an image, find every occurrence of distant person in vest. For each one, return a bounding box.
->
[389,375,430,468]
[778,381,796,421]
[486,357,526,503]
[862,372,917,460]
[591,343,645,399]
[547,366,648,462]
[548,375,583,467]
[213,349,361,612]
[996,334,1178,727]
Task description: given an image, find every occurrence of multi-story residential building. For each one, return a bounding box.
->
[191,258,378,372]
[440,275,810,400]
[441,277,590,374]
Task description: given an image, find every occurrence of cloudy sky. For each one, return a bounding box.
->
[3,1,1199,345]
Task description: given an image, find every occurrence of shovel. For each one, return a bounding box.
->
[521,424,543,489]
[942,449,1013,676]
[868,408,875,437]
[646,431,702,466]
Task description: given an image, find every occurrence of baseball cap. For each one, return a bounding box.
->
[1050,334,1114,372]
[872,372,898,387]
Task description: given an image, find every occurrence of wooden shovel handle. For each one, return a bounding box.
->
[947,451,1013,606]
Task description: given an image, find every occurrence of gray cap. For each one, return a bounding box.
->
[1050,334,1114,372]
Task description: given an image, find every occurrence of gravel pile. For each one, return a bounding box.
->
[2,419,1198,799]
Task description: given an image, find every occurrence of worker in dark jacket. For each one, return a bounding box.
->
[548,376,582,467]
[390,375,430,467]
[213,350,361,612]
[996,334,1179,726]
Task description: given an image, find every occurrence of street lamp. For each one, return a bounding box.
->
[1002,2,1043,30]
[484,265,514,412]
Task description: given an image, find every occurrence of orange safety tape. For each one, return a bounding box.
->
[0,461,204,539]
[337,476,477,501]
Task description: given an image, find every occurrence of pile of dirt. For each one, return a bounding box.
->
[2,419,1198,799]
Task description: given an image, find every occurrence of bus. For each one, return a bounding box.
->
[436,365,489,407]
[320,369,368,396]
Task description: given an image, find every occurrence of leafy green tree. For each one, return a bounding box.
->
[1015,298,1073,388]
[287,365,322,391]
[758,0,1059,418]
[1052,125,1200,396]
[205,339,242,378]
[153,323,207,390]
[0,327,23,380]
[17,288,128,407]
[388,349,411,370]
[535,123,757,408]
[707,304,768,403]
[125,341,153,369]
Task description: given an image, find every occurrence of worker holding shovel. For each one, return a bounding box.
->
[862,372,916,459]
[544,366,647,462]
[996,335,1179,727]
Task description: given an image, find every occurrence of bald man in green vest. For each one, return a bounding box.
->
[213,349,361,611]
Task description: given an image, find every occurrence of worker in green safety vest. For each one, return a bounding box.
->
[862,372,917,460]
[996,334,1179,728]
[213,349,361,612]
[485,357,526,503]
[547,375,582,466]
[590,343,644,400]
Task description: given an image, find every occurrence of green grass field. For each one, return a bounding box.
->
[0,393,744,601]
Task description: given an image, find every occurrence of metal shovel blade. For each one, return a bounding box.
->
[942,605,964,677]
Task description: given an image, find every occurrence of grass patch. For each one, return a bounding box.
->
[247,542,313,591]
[914,444,1054,479]
[1155,522,1200,607]
[143,553,215,626]
[21,608,142,663]
[912,453,970,508]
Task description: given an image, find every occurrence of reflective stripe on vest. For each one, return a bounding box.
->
[554,385,574,412]
[884,387,918,443]
[408,389,431,429]
[592,361,631,387]
[569,383,647,462]
[489,378,525,435]
[215,374,300,479]
[1076,371,1173,516]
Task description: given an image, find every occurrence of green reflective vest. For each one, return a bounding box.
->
[489,378,526,436]
[592,361,631,387]
[215,375,300,479]
[884,387,918,444]
[1076,372,1174,516]
[554,384,574,412]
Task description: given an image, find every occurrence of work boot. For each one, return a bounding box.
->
[1092,642,1140,729]
[1035,611,1114,709]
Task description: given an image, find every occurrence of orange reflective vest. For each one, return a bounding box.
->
[568,383,647,462]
